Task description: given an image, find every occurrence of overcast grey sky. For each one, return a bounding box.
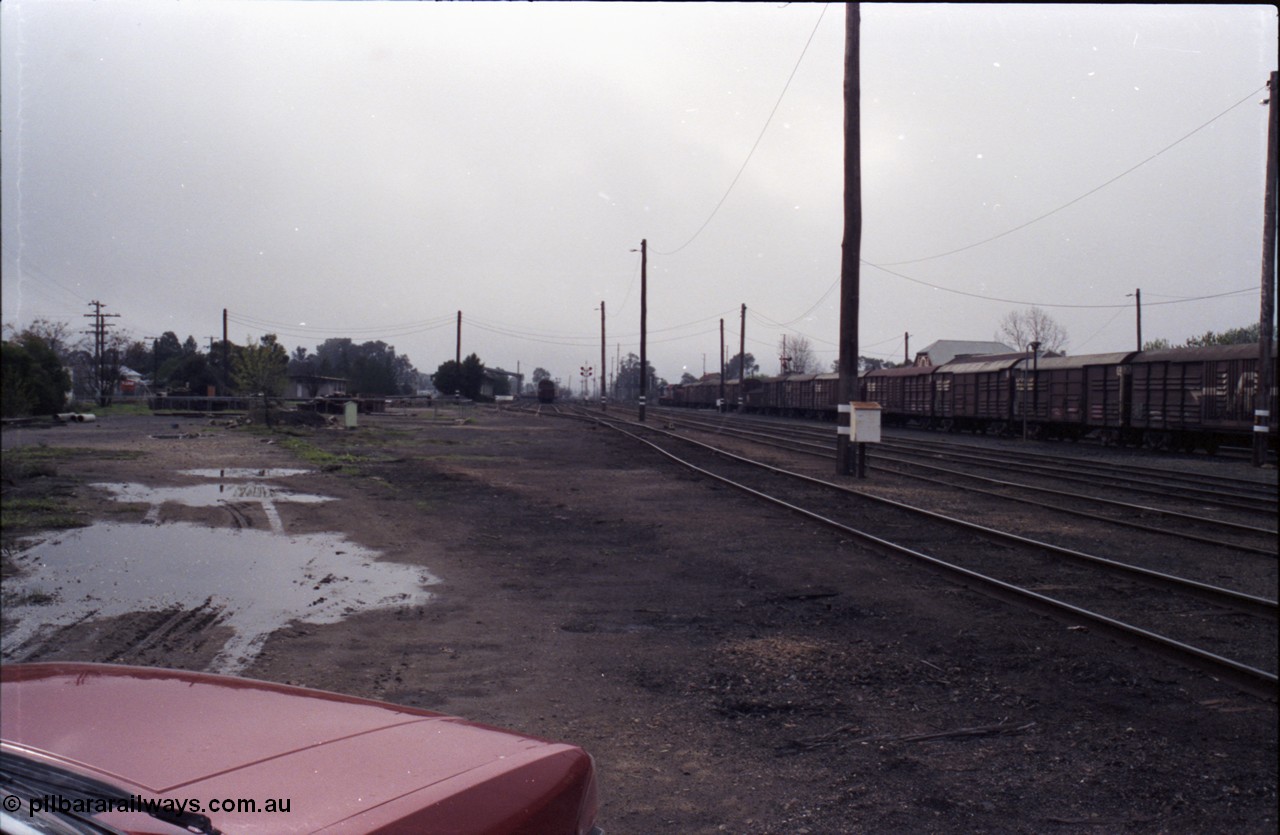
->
[3,2,1276,389]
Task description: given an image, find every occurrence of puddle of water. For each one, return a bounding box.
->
[2,523,439,675]
[92,482,334,506]
[90,482,334,532]
[179,468,313,479]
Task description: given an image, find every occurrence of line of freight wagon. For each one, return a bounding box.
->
[660,343,1277,455]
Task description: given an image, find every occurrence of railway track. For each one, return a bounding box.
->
[874,438,1276,516]
[678,409,1277,504]
[881,433,1278,497]
[544,404,1277,700]
[644,407,1279,556]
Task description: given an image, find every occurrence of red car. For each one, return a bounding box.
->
[0,663,602,834]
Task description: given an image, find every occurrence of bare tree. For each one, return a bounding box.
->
[10,318,75,359]
[778,334,817,374]
[996,307,1068,354]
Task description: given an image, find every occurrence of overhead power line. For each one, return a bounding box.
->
[860,260,1255,309]
[729,81,1268,331]
[871,83,1270,267]
[656,4,830,257]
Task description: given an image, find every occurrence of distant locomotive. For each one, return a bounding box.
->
[537,379,556,404]
[660,343,1277,454]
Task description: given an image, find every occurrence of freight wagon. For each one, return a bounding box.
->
[661,343,1276,453]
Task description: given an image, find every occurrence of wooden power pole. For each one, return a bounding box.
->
[83,300,120,407]
[600,300,607,411]
[639,239,648,422]
[836,4,862,475]
[222,308,230,396]
[1255,71,1278,467]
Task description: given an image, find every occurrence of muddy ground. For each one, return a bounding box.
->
[2,408,1276,834]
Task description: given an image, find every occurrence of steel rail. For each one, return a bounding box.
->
[879,434,1279,498]
[660,405,1278,492]
[659,407,1279,502]
[580,410,1278,701]
[625,417,1277,619]
[875,441,1276,513]
[650,409,1279,550]
[662,409,1275,512]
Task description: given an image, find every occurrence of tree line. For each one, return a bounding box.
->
[5,308,1260,418]
[1142,323,1262,351]
[1,318,425,418]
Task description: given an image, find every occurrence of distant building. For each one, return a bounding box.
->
[67,359,149,401]
[116,365,145,396]
[482,367,522,399]
[288,374,347,399]
[913,340,1016,367]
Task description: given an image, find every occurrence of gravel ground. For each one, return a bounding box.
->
[2,408,1276,833]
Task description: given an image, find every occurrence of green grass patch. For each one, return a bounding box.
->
[3,444,76,467]
[82,402,153,417]
[4,445,143,463]
[0,447,121,534]
[278,436,363,473]
[2,446,144,483]
[4,498,67,513]
[0,508,87,530]
[1,498,88,531]
[421,453,503,463]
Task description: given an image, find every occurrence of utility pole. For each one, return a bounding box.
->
[738,303,746,410]
[1127,289,1142,351]
[600,300,607,411]
[222,308,230,397]
[638,239,648,421]
[1255,71,1278,467]
[904,332,910,366]
[83,301,120,407]
[456,311,462,366]
[836,3,863,476]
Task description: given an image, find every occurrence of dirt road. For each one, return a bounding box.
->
[2,409,1275,833]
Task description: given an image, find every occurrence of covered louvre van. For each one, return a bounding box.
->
[1126,343,1271,451]
[1016,352,1137,440]
[934,354,1025,433]
[862,364,941,426]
